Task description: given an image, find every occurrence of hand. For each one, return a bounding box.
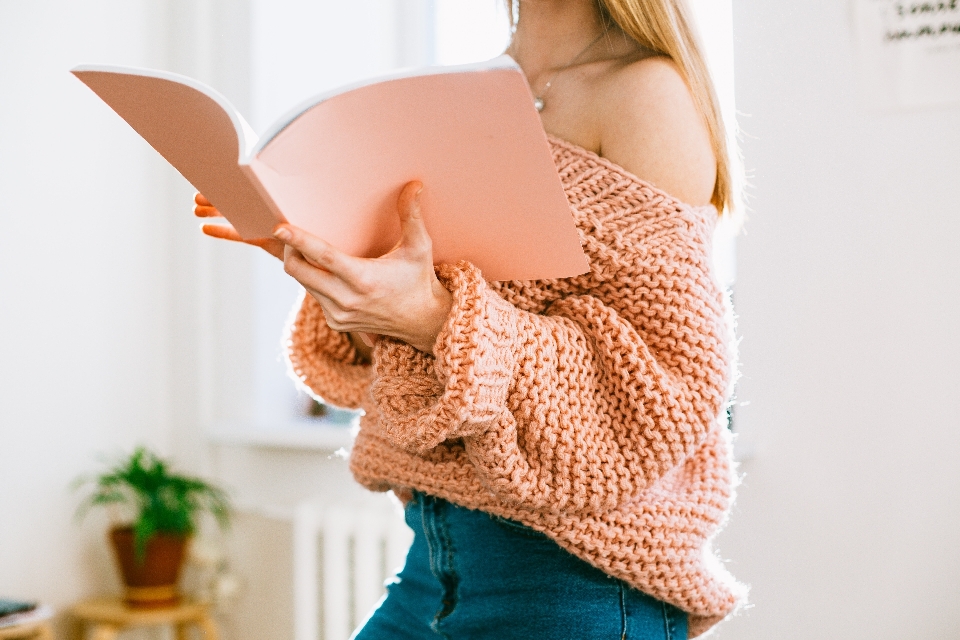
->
[275,182,453,355]
[194,193,376,359]
[193,193,284,260]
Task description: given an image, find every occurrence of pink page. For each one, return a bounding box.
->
[248,68,588,282]
[71,68,283,239]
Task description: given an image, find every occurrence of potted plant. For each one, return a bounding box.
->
[75,447,230,608]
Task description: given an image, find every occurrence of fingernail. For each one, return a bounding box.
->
[274,227,292,241]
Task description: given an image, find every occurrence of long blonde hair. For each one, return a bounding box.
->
[508,0,739,216]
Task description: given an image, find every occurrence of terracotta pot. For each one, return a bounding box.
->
[109,526,190,608]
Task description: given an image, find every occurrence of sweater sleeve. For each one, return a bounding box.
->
[285,291,374,410]
[371,210,733,515]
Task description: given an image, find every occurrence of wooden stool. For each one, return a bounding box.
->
[71,598,218,640]
[0,620,55,640]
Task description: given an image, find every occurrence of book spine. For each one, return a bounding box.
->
[239,163,288,228]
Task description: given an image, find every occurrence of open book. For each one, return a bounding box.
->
[71,56,589,281]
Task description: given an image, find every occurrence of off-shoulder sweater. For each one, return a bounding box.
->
[285,137,746,637]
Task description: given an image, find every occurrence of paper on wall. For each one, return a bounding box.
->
[853,0,960,109]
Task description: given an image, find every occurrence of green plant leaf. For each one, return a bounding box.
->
[72,446,232,550]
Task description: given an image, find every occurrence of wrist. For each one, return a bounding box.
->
[413,283,453,354]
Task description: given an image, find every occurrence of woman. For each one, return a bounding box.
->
[197,0,744,637]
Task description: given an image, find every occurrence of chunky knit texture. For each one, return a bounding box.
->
[285,136,745,637]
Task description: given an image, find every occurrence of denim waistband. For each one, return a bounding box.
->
[353,491,690,640]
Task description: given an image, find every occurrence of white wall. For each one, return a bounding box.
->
[0,0,176,627]
[715,1,960,638]
[0,0,247,633]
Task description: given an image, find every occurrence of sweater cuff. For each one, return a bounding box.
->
[285,291,373,409]
[372,261,516,454]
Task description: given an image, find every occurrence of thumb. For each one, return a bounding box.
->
[397,181,430,253]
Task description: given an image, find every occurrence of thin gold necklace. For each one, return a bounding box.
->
[529,31,605,112]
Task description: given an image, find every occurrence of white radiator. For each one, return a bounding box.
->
[293,502,414,640]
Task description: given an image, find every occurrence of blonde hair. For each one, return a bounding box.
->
[508,0,740,216]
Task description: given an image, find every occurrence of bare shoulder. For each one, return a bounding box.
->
[594,55,715,206]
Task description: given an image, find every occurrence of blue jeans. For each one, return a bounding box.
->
[352,492,687,640]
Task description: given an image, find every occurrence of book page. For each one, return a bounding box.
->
[248,67,588,281]
[72,67,283,238]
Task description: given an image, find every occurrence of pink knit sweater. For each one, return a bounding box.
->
[285,137,745,637]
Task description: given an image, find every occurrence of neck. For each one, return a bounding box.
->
[508,0,606,79]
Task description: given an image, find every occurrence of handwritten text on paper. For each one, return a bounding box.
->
[853,0,960,108]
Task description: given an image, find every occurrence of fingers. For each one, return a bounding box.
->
[202,223,285,260]
[194,193,223,219]
[274,224,361,284]
[305,288,356,334]
[194,194,283,260]
[282,244,349,296]
[202,223,242,241]
[285,247,363,325]
[397,181,431,254]
[195,206,222,218]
